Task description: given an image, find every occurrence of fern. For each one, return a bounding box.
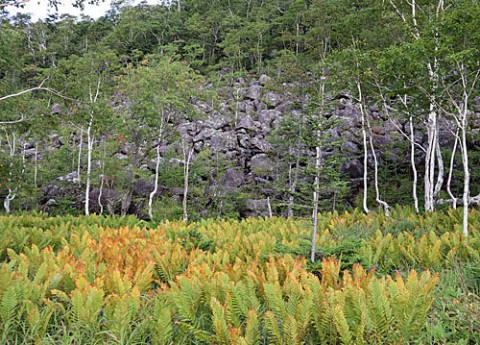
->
[334,304,353,345]
[211,297,230,345]
[0,286,19,322]
[265,310,283,345]
[151,299,173,345]
[244,309,260,345]
[366,278,392,343]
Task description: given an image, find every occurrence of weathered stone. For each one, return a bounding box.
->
[210,131,237,152]
[341,141,360,154]
[114,152,129,160]
[51,103,65,115]
[236,115,257,132]
[218,169,245,195]
[250,137,273,152]
[57,171,80,183]
[132,179,164,198]
[341,159,363,178]
[250,154,272,175]
[263,92,282,108]
[243,199,270,217]
[245,84,262,101]
[238,100,255,114]
[258,74,271,85]
[258,109,281,126]
[238,133,250,148]
[194,127,216,142]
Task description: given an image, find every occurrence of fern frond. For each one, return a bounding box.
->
[0,286,19,322]
[334,305,353,345]
[265,310,283,345]
[211,297,230,345]
[244,309,260,345]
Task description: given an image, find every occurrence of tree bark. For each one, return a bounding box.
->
[182,145,194,222]
[85,117,93,215]
[311,144,321,263]
[410,117,420,213]
[357,80,370,214]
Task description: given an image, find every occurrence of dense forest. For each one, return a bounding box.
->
[1,0,480,227]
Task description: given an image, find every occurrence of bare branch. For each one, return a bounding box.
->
[0,114,26,125]
[0,86,81,103]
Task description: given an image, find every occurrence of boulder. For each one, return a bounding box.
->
[250,154,273,178]
[245,84,263,101]
[218,169,245,195]
[243,199,271,217]
[210,131,237,152]
[258,109,281,127]
[342,159,363,178]
[236,115,258,132]
[263,92,282,108]
[258,74,271,85]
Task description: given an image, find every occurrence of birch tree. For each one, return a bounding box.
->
[122,54,203,220]
[386,0,447,211]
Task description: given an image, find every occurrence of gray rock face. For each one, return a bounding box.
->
[245,85,263,101]
[210,131,237,152]
[258,74,271,85]
[250,154,273,179]
[342,159,364,179]
[258,109,281,127]
[263,92,282,108]
[236,115,258,132]
[243,199,271,217]
[218,169,245,195]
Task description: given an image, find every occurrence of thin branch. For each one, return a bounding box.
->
[0,114,26,125]
[0,86,81,103]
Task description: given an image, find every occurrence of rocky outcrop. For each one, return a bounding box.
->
[43,74,470,217]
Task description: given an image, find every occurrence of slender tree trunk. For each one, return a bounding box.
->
[267,196,273,219]
[433,139,445,197]
[287,158,299,218]
[148,142,162,220]
[182,145,194,222]
[4,189,15,214]
[461,117,469,239]
[365,104,390,216]
[357,81,369,214]
[98,160,105,215]
[410,117,420,213]
[85,118,93,216]
[424,107,437,212]
[77,129,83,183]
[459,71,471,240]
[34,145,38,187]
[446,130,459,209]
[311,144,321,263]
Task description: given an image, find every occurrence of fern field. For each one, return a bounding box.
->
[0,208,478,344]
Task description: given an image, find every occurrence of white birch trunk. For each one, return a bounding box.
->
[85,118,93,216]
[182,145,194,222]
[357,81,370,214]
[4,189,15,214]
[287,158,299,218]
[77,129,83,183]
[148,142,162,219]
[461,117,469,239]
[311,144,321,263]
[34,145,38,187]
[446,130,459,209]
[410,117,420,213]
[364,102,390,216]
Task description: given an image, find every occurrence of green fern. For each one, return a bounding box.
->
[265,310,284,345]
[0,286,19,322]
[152,299,173,345]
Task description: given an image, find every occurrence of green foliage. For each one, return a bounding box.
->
[0,210,477,343]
